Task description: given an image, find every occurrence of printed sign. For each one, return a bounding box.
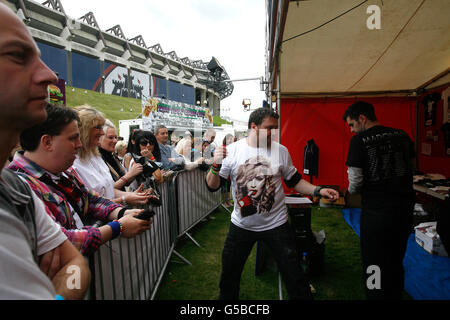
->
[141,97,213,130]
[93,65,150,99]
[48,78,66,105]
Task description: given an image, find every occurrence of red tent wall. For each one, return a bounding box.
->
[280,97,417,194]
[417,84,450,177]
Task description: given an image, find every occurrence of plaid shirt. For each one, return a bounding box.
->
[9,152,122,256]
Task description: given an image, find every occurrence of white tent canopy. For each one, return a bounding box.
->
[270,0,450,96]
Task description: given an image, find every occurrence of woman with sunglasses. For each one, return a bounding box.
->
[125,131,163,190]
[71,105,151,207]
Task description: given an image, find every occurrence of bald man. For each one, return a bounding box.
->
[0,1,90,299]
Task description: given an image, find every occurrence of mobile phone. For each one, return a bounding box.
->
[135,209,156,221]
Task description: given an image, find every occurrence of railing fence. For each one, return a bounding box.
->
[90,168,231,300]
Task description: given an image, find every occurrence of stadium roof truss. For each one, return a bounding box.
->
[6,0,233,99]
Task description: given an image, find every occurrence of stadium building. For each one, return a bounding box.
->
[5,0,233,132]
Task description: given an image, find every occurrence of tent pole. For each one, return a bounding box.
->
[276,51,281,143]
[415,97,420,170]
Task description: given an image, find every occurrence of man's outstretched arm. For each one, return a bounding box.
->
[293,178,340,200]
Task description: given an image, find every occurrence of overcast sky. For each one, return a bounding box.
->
[61,0,267,123]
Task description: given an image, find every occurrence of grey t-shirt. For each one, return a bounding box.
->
[0,177,67,299]
[158,143,185,170]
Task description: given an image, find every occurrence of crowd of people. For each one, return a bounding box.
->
[0,0,231,299]
[6,101,231,251]
[0,0,416,301]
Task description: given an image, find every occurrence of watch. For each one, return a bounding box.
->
[313,186,323,198]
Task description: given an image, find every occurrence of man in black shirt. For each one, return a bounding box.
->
[343,101,415,300]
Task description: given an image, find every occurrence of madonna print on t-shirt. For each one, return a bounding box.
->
[235,156,276,217]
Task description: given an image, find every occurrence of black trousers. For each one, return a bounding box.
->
[360,199,413,300]
[218,222,312,300]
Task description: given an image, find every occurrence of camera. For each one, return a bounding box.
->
[198,160,210,172]
[148,191,162,207]
[132,154,162,207]
[133,154,158,178]
[135,209,156,221]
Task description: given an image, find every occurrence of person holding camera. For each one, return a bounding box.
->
[123,131,164,210]
[71,105,152,207]
[9,104,152,256]
[126,131,164,189]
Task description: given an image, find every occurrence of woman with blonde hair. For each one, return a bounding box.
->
[71,105,151,206]
[115,140,128,161]
[99,119,145,191]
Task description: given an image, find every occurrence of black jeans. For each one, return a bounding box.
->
[219,222,312,300]
[360,199,413,300]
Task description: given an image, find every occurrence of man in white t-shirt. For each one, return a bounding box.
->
[0,1,90,299]
[206,107,339,300]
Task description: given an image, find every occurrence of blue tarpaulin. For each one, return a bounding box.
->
[342,208,450,300]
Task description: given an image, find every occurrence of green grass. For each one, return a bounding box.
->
[213,116,232,126]
[155,206,367,300]
[65,86,142,130]
[309,207,365,299]
[65,86,232,129]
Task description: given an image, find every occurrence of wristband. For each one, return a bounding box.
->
[117,207,127,219]
[211,166,220,174]
[108,220,122,239]
[212,162,222,170]
[313,186,323,198]
[121,195,127,205]
[120,176,128,183]
[117,220,124,234]
[210,167,218,176]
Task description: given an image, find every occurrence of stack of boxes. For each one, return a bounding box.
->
[415,222,448,256]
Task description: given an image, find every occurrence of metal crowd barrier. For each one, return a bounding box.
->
[90,168,227,300]
[175,169,222,240]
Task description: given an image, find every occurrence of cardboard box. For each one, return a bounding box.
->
[319,197,345,207]
[343,188,361,208]
[318,185,345,208]
[414,222,448,256]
